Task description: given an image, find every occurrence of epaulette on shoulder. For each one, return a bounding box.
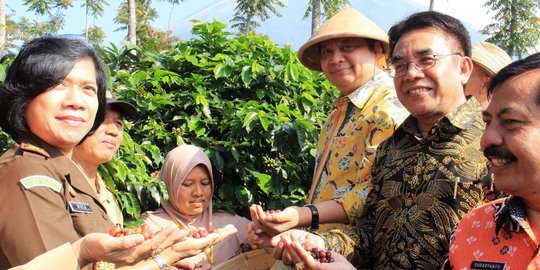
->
[19,143,51,158]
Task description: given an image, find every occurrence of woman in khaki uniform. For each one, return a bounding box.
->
[0,37,236,270]
[0,37,112,269]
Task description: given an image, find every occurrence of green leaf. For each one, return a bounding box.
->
[256,173,272,194]
[242,112,258,133]
[235,186,253,205]
[114,160,129,182]
[258,111,269,131]
[241,65,252,87]
[148,185,162,206]
[213,64,233,79]
[286,64,298,81]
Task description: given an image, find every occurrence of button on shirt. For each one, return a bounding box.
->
[445,196,540,270]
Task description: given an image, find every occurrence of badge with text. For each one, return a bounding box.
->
[68,201,93,213]
[471,260,506,270]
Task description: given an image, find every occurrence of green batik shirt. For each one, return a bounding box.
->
[356,98,498,269]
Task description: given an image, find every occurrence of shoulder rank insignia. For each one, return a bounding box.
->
[20,143,51,158]
[20,175,62,193]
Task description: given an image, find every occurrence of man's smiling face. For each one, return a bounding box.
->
[481,69,540,198]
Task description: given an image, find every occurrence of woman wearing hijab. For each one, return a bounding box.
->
[143,145,251,269]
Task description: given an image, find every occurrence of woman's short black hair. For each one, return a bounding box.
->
[388,11,472,58]
[0,36,108,142]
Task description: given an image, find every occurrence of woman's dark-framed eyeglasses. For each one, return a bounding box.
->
[388,53,463,78]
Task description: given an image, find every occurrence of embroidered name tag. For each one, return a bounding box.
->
[471,261,506,270]
[68,201,93,213]
[20,175,62,193]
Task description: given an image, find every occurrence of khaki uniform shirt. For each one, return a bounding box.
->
[0,137,114,269]
[9,243,79,270]
[95,174,123,228]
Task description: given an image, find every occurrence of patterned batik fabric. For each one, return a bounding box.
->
[306,72,408,261]
[356,98,498,269]
[444,196,540,270]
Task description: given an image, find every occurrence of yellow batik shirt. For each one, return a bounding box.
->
[306,72,408,258]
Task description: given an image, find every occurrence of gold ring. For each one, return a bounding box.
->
[294,261,305,270]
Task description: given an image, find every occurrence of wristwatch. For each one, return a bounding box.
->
[304,204,319,230]
[152,255,169,270]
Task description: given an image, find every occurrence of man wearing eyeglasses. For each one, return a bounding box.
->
[351,11,499,269]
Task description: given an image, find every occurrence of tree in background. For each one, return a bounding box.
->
[115,0,178,49]
[83,0,108,43]
[481,0,540,58]
[304,0,349,35]
[88,25,106,45]
[9,0,72,43]
[230,0,286,35]
[128,0,136,44]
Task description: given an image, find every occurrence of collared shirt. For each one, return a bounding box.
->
[0,136,113,269]
[445,196,540,270]
[306,71,408,260]
[95,174,124,228]
[356,98,496,269]
[308,71,407,220]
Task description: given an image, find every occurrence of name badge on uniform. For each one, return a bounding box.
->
[68,201,93,213]
[471,260,506,270]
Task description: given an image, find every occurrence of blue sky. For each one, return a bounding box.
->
[6,0,215,46]
[8,0,536,53]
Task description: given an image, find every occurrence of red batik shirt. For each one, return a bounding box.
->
[445,197,540,270]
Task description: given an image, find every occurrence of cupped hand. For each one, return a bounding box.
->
[83,225,186,266]
[249,204,302,235]
[248,221,276,249]
[285,240,354,270]
[271,229,325,266]
[166,224,238,262]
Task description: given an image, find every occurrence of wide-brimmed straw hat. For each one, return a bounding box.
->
[297,7,389,71]
[472,41,512,76]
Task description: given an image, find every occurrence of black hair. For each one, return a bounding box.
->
[488,52,540,100]
[0,37,108,142]
[388,11,471,58]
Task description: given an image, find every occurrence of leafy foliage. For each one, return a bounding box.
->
[0,20,336,221]
[101,19,336,218]
[481,0,540,58]
[231,0,286,34]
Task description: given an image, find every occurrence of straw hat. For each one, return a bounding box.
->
[297,7,389,71]
[472,41,512,76]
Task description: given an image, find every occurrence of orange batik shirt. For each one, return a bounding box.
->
[445,197,540,270]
